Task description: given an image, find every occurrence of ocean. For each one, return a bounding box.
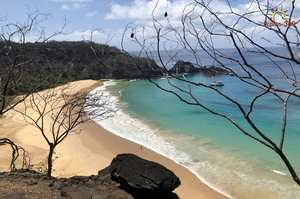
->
[86,49,300,198]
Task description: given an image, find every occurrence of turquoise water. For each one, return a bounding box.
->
[97,49,300,198]
[122,76,300,164]
[106,72,300,198]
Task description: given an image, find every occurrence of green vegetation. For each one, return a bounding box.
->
[0,41,161,96]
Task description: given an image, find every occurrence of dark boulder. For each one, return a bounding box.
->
[109,154,181,194]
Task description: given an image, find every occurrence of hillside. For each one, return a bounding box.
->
[0,41,162,94]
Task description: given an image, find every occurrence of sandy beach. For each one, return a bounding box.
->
[0,80,227,199]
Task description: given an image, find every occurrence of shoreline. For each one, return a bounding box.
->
[80,115,228,199]
[87,80,231,198]
[0,80,228,199]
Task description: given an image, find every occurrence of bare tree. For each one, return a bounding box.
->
[14,86,110,177]
[122,0,300,185]
[0,13,46,170]
[0,12,66,171]
[0,15,34,115]
[0,12,65,115]
[0,138,29,171]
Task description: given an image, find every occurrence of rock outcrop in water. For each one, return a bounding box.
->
[169,60,230,76]
[0,154,180,199]
[169,61,199,74]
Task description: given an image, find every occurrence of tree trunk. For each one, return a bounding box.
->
[277,149,300,185]
[47,144,54,177]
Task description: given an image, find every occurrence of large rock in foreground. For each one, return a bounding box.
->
[109,154,181,194]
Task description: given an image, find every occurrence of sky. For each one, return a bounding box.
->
[0,0,299,50]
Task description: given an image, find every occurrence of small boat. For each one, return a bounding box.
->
[210,81,224,87]
[292,81,300,88]
[162,74,172,79]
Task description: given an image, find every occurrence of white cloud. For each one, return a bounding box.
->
[50,0,91,3]
[86,11,98,17]
[105,0,300,51]
[50,0,92,10]
[61,3,84,10]
[54,30,100,40]
[51,29,122,47]
[105,0,189,21]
